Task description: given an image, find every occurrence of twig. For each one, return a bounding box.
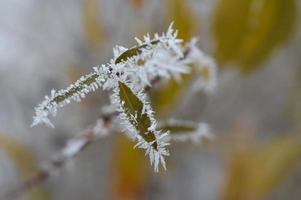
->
[3,111,117,200]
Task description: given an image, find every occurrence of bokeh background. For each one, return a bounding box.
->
[1,0,301,199]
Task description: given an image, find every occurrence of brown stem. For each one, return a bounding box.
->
[3,111,117,200]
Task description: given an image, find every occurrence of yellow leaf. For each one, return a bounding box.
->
[166,0,198,41]
[213,0,297,73]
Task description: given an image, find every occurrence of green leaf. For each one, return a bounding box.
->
[115,40,159,64]
[213,0,297,73]
[118,82,157,150]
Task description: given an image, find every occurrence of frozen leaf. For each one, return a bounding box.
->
[32,24,202,128]
[118,82,157,149]
[31,67,106,128]
[115,40,159,64]
[112,81,170,172]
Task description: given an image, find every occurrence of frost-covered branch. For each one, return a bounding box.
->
[31,23,217,172]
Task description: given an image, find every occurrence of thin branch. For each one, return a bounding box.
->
[3,110,117,200]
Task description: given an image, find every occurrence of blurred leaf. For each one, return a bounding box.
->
[151,0,199,117]
[111,134,150,199]
[83,0,104,48]
[118,82,157,149]
[213,0,297,73]
[166,0,198,41]
[222,135,301,200]
[0,134,49,200]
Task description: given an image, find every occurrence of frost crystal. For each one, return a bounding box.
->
[186,38,218,93]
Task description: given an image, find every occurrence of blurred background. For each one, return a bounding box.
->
[0,0,301,199]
